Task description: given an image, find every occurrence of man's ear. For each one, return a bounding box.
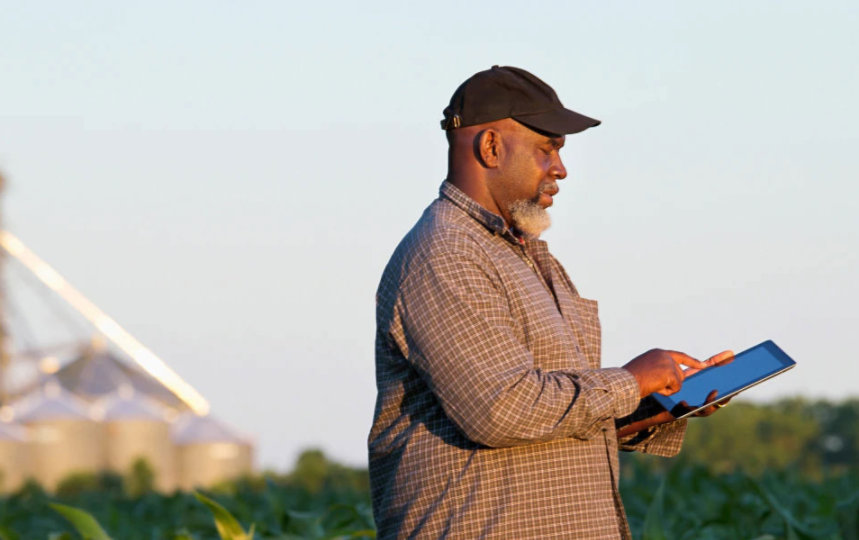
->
[475,129,501,168]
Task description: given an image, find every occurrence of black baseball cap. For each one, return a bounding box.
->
[441,65,600,136]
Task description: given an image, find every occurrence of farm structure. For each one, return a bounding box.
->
[0,349,254,493]
[0,227,254,493]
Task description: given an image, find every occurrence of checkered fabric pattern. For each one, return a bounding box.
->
[369,182,687,539]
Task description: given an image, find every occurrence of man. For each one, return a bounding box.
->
[369,65,731,539]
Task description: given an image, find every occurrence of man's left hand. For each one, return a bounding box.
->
[690,389,732,417]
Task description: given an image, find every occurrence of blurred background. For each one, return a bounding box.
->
[0,0,856,479]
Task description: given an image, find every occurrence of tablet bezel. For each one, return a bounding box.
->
[651,340,796,419]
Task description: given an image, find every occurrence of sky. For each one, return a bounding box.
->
[0,1,857,469]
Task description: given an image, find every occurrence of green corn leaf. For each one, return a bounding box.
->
[323,504,361,530]
[48,503,112,540]
[194,491,254,540]
[642,477,668,540]
[285,509,326,538]
[751,479,822,540]
[321,527,378,540]
[836,490,859,540]
[0,524,19,540]
[343,529,377,539]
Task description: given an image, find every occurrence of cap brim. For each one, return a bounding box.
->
[513,108,601,136]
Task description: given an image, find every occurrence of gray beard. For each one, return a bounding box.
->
[508,199,551,238]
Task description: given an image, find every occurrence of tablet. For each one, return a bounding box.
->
[651,340,796,419]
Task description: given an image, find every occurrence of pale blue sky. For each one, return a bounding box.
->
[1,1,857,468]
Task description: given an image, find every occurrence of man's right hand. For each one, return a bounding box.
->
[623,349,711,398]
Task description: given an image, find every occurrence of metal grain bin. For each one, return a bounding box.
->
[0,420,29,493]
[33,348,189,413]
[102,390,176,492]
[172,414,253,490]
[16,382,106,492]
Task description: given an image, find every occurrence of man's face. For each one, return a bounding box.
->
[490,121,567,236]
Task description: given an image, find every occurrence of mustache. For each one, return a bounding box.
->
[540,181,558,193]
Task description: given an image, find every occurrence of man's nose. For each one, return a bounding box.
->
[552,157,567,180]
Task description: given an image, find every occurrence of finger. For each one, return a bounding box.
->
[683,366,704,377]
[667,351,709,371]
[696,406,717,417]
[692,390,718,417]
[687,350,735,377]
[706,350,735,366]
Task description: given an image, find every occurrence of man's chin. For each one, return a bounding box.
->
[509,200,552,238]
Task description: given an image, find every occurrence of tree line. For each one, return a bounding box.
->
[625,397,859,477]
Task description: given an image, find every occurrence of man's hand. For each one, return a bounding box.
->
[693,389,733,417]
[617,349,736,439]
[623,349,710,398]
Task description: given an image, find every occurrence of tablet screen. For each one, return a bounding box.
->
[651,340,796,418]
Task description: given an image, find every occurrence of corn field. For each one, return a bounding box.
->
[0,459,856,539]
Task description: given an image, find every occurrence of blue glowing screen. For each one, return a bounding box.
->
[652,340,795,415]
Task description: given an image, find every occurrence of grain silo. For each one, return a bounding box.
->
[173,414,253,490]
[13,346,190,414]
[16,380,106,491]
[0,417,29,493]
[102,387,176,492]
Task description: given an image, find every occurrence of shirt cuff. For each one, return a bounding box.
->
[620,418,687,457]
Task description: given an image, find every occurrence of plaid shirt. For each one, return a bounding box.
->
[369,182,686,539]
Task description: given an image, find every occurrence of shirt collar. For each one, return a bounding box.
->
[439,180,510,237]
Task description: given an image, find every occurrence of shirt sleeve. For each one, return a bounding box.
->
[395,245,640,448]
[616,396,687,457]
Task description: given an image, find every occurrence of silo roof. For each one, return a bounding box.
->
[56,349,189,409]
[13,349,189,411]
[15,386,92,422]
[102,392,168,421]
[172,414,249,445]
